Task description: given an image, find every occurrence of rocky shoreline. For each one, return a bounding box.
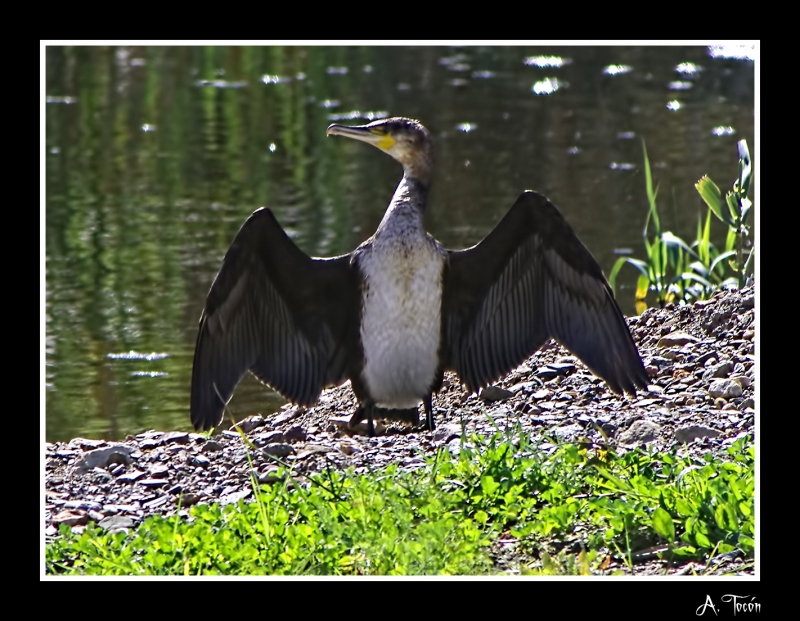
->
[45,284,756,571]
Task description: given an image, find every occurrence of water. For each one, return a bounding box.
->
[44,44,756,441]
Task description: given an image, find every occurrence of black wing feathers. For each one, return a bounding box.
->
[444,191,648,395]
[190,208,358,430]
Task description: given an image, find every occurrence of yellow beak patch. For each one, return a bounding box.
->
[375,133,396,151]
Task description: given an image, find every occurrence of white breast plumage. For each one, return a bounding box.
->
[358,233,445,408]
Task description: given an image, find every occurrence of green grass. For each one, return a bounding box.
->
[610,139,754,310]
[45,433,754,576]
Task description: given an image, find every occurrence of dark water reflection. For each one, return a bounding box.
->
[44,45,755,441]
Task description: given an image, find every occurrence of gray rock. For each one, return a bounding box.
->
[231,415,266,433]
[91,467,113,481]
[202,440,224,453]
[263,443,294,459]
[647,356,675,367]
[260,431,286,445]
[272,407,303,426]
[160,431,190,445]
[64,500,102,511]
[447,437,471,456]
[284,425,307,442]
[143,496,169,510]
[618,420,660,445]
[480,386,515,401]
[675,425,722,443]
[87,509,105,522]
[549,362,577,375]
[433,423,463,443]
[703,361,733,380]
[188,454,211,468]
[535,368,559,380]
[338,442,360,455]
[98,515,135,532]
[657,331,699,347]
[258,467,284,484]
[76,445,134,472]
[510,380,540,394]
[70,438,106,450]
[117,470,146,483]
[109,463,127,477]
[181,493,200,507]
[739,398,755,410]
[731,375,751,389]
[53,510,89,527]
[552,423,583,442]
[489,405,514,420]
[220,489,251,505]
[149,464,170,479]
[708,379,743,399]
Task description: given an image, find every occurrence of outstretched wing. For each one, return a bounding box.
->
[443,190,648,395]
[191,208,358,430]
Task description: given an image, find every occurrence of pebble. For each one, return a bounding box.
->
[657,331,699,347]
[480,386,515,401]
[98,515,136,532]
[117,470,146,483]
[76,445,134,471]
[618,420,660,445]
[433,424,463,443]
[708,379,743,399]
[262,443,295,459]
[272,407,303,426]
[731,375,751,389]
[258,468,284,484]
[552,423,583,442]
[260,430,286,444]
[188,454,211,468]
[284,425,307,442]
[231,416,266,434]
[675,425,721,443]
[149,465,170,479]
[53,511,89,527]
[160,431,190,445]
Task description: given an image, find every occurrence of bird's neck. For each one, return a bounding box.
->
[375,176,429,237]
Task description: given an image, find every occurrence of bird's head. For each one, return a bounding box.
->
[327,117,434,185]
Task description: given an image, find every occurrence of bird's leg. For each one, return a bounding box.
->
[348,403,377,436]
[423,395,435,431]
[348,404,363,426]
[366,403,376,437]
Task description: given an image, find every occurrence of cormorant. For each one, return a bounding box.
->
[190,117,648,435]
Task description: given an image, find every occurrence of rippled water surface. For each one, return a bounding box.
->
[44,44,756,440]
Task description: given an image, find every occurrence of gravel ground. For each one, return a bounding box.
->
[45,284,756,575]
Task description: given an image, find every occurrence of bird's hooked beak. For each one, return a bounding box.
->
[327,123,396,151]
